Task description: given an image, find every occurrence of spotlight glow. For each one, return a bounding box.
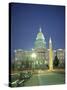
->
[31,53,36,59]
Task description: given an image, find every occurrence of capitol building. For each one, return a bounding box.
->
[14,27,65,70]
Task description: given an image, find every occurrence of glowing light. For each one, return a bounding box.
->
[40,27,42,32]
[31,53,36,59]
[32,48,34,51]
[49,37,53,71]
[14,50,16,53]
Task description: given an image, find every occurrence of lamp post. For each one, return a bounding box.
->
[31,53,36,59]
[31,53,36,70]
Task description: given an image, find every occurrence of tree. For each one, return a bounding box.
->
[53,55,59,67]
[25,59,29,69]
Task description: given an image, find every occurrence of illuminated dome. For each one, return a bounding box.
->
[34,27,46,49]
[36,27,45,40]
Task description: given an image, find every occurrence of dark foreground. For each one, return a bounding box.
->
[25,71,65,86]
[10,70,65,87]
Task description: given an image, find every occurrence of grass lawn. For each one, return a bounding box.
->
[24,71,65,86]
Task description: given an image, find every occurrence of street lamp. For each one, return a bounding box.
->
[31,53,36,70]
[31,53,36,59]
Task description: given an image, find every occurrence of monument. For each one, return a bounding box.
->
[49,37,53,71]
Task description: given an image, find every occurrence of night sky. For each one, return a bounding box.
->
[11,3,65,55]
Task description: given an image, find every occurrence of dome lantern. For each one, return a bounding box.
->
[36,27,45,40]
[35,27,46,49]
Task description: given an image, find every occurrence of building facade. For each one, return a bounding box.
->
[14,27,65,70]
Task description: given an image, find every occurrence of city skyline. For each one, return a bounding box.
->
[11,3,65,54]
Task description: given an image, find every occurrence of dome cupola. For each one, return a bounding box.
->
[34,27,46,49]
[36,27,45,40]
